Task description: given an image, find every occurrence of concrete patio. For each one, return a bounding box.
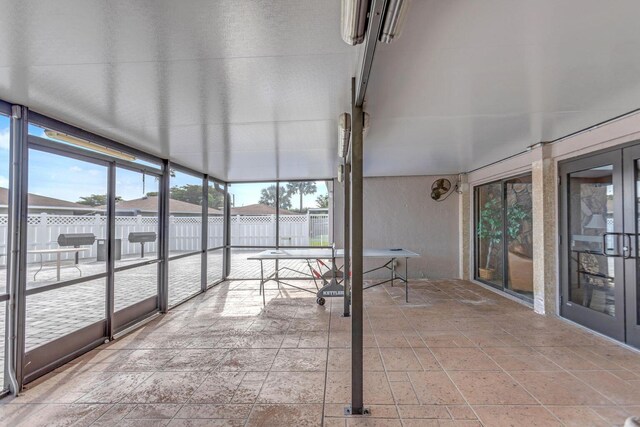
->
[0,278,638,426]
[0,250,318,388]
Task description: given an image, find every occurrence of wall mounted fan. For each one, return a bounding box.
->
[431,178,452,201]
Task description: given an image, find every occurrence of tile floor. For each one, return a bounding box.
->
[1,278,640,426]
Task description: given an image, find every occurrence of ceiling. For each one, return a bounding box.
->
[365,0,640,176]
[0,0,356,181]
[0,1,639,180]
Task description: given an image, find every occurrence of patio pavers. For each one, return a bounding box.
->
[0,250,316,390]
[0,279,639,426]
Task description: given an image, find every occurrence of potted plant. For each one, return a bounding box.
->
[477,197,502,280]
[506,202,532,291]
[477,196,531,281]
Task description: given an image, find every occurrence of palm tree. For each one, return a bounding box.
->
[286,181,317,212]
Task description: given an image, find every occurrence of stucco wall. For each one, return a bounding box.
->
[333,175,460,279]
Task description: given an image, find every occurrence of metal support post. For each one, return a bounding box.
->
[201,176,208,292]
[158,159,170,313]
[348,77,367,415]
[6,105,29,394]
[105,162,116,339]
[223,183,231,279]
[343,160,351,317]
[275,183,280,285]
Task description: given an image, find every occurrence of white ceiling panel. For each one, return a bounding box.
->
[0,0,639,180]
[0,0,354,181]
[364,0,640,176]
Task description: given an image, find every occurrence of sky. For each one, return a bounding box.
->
[0,116,330,206]
[0,115,9,189]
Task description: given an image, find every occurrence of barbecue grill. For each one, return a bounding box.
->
[128,232,157,258]
[57,233,96,264]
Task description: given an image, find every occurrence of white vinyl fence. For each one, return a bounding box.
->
[230,214,329,247]
[0,213,329,265]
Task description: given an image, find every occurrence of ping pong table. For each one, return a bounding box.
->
[248,247,419,305]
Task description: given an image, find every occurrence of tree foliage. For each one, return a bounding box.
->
[77,194,122,206]
[285,181,317,212]
[257,181,324,212]
[168,184,225,209]
[315,193,329,208]
[258,185,292,210]
[477,196,530,269]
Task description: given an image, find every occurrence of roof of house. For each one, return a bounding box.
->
[103,196,222,215]
[230,203,295,216]
[0,187,95,211]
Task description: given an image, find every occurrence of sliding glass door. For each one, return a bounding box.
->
[24,146,109,381]
[21,121,166,382]
[168,169,205,306]
[113,166,161,331]
[475,175,533,301]
[0,103,229,392]
[1,111,11,393]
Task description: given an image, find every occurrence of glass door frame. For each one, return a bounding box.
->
[473,173,534,303]
[206,178,226,289]
[112,163,163,333]
[166,165,208,308]
[23,138,113,383]
[622,145,640,347]
[23,128,165,382]
[2,102,229,394]
[559,150,625,341]
[0,101,13,396]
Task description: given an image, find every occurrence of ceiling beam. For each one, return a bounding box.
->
[355,0,387,107]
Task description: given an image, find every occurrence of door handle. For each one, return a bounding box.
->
[602,232,635,258]
[623,232,635,259]
[601,232,627,257]
[622,233,630,259]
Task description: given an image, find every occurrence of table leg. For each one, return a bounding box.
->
[56,252,61,282]
[34,253,44,280]
[405,257,408,303]
[391,258,395,287]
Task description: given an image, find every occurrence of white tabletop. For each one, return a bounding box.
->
[248,249,335,260]
[28,248,90,254]
[248,248,419,260]
[352,248,420,258]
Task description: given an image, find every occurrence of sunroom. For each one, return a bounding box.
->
[1,1,640,426]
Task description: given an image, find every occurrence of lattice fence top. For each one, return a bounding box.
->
[113,217,161,225]
[115,217,138,225]
[0,215,8,225]
[172,217,202,224]
[47,215,106,225]
[230,215,274,223]
[279,215,307,223]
